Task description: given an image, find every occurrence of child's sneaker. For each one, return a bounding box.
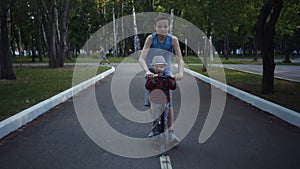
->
[148,131,154,137]
[168,130,179,145]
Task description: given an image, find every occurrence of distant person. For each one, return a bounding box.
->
[99,47,110,65]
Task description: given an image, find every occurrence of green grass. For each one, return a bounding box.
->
[0,66,110,121]
[188,65,300,113]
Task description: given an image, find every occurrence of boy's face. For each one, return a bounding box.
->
[154,19,169,35]
[152,63,166,74]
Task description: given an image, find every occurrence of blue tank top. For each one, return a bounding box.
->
[146,33,173,76]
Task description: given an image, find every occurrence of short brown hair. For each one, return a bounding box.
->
[154,13,170,25]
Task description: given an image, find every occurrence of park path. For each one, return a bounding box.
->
[1,64,300,169]
[221,64,300,83]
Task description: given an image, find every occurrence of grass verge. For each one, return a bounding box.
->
[188,65,300,113]
[0,66,110,121]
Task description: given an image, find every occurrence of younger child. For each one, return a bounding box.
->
[145,56,176,143]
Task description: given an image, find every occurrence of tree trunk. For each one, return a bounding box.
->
[16,29,22,66]
[147,0,153,12]
[39,1,60,68]
[35,1,43,62]
[253,38,258,61]
[224,33,230,60]
[256,0,283,94]
[282,35,291,63]
[41,16,49,55]
[49,1,58,68]
[36,22,43,62]
[31,34,36,63]
[10,37,16,57]
[202,27,212,72]
[261,33,276,93]
[58,0,71,65]
[0,2,16,80]
[202,38,208,72]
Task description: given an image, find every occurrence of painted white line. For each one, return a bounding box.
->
[184,68,300,128]
[0,67,115,139]
[160,155,173,169]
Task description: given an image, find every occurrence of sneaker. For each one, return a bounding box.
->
[148,130,160,138]
[169,130,179,145]
[148,131,154,137]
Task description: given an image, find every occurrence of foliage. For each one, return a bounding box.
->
[7,0,300,62]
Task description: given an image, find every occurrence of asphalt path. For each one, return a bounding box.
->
[1,64,300,169]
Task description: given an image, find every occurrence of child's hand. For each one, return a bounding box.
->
[146,72,159,79]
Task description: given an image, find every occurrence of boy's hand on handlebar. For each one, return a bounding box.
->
[146,71,158,79]
[173,73,183,80]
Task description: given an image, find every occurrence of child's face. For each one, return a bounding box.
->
[152,64,166,74]
[154,19,169,35]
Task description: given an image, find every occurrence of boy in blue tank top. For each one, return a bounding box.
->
[139,13,184,145]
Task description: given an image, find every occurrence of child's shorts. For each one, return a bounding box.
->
[99,54,107,60]
[144,90,173,107]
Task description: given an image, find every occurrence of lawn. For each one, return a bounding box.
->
[0,66,110,121]
[188,65,300,113]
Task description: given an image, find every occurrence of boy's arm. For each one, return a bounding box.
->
[172,36,184,80]
[139,35,155,78]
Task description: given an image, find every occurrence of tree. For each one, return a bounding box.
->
[38,1,60,68]
[0,0,16,80]
[179,0,216,72]
[38,0,73,68]
[10,0,43,63]
[255,0,283,94]
[58,0,72,63]
[275,0,300,63]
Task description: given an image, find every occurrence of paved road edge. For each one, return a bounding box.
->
[185,68,300,128]
[0,67,115,139]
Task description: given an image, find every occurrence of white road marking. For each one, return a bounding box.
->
[160,155,173,169]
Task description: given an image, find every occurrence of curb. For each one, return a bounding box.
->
[0,67,115,139]
[184,68,300,128]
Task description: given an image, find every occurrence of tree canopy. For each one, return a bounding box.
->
[1,0,300,93]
